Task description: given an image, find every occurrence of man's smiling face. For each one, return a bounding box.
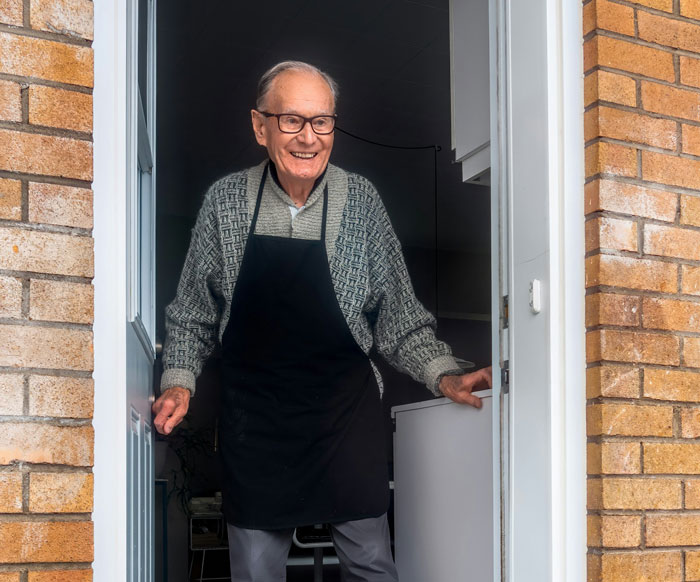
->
[251,70,335,191]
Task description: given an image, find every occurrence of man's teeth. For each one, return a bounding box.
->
[291,152,317,159]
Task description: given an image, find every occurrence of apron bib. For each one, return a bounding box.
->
[219,165,389,530]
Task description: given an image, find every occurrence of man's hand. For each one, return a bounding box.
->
[439,366,493,408]
[152,386,191,435]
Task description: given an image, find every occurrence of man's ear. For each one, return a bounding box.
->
[251,110,268,147]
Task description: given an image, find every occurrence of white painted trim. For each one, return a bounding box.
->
[93,0,128,580]
[551,0,586,579]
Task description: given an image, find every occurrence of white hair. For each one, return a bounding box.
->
[256,61,339,111]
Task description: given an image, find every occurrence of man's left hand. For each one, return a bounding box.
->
[439,366,493,408]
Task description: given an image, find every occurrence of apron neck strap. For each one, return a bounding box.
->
[251,163,330,242]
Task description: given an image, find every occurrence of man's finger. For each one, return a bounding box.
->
[153,399,177,433]
[163,408,186,435]
[459,392,482,409]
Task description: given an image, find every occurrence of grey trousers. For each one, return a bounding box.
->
[227,514,399,582]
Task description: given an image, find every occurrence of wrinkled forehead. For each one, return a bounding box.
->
[264,70,336,113]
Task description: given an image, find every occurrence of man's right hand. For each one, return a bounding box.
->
[153,386,191,435]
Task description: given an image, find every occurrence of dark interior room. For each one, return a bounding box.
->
[154,1,491,579]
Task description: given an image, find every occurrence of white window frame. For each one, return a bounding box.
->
[92,1,585,580]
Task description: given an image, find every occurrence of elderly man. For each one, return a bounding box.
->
[153,61,492,582]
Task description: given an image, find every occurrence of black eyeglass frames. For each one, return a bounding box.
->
[256,111,337,135]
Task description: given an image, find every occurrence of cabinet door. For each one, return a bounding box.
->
[450,0,491,182]
[393,394,493,582]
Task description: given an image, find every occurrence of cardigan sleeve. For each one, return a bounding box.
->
[160,185,225,396]
[364,181,463,396]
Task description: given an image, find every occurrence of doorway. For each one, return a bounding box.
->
[154,1,492,580]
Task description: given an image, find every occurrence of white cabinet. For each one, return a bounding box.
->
[450,0,492,184]
[392,392,493,582]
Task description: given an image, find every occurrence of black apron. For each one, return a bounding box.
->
[219,165,389,530]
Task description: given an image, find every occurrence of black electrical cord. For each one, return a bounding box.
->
[335,126,442,318]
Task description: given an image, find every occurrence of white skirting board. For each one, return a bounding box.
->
[392,392,493,582]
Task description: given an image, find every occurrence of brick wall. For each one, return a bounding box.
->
[584,0,700,580]
[0,0,94,580]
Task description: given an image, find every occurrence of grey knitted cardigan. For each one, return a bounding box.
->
[161,160,461,397]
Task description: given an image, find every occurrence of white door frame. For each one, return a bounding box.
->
[490,0,586,580]
[92,1,585,580]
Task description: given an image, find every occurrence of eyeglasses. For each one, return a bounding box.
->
[256,111,337,135]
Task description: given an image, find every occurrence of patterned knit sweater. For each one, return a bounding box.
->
[161,160,461,397]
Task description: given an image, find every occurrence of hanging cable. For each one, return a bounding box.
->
[336,126,442,318]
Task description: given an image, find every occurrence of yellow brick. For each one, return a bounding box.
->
[30,0,94,40]
[585,179,677,221]
[0,521,92,563]
[0,128,92,181]
[0,423,93,466]
[688,550,700,581]
[585,254,677,293]
[682,56,700,89]
[588,554,601,582]
[0,79,21,123]
[28,182,93,229]
[644,443,700,473]
[587,329,680,366]
[0,325,92,371]
[0,177,21,221]
[687,337,700,368]
[584,35,675,81]
[626,0,673,10]
[642,297,700,333]
[642,80,700,122]
[28,572,92,582]
[647,515,700,546]
[599,477,682,509]
[28,375,93,418]
[0,275,22,319]
[681,0,700,19]
[29,279,93,324]
[587,365,641,398]
[683,265,700,296]
[604,442,642,474]
[681,195,700,228]
[0,227,93,277]
[0,0,22,26]
[638,11,700,55]
[29,472,92,513]
[586,141,637,178]
[0,574,20,582]
[586,293,640,327]
[683,124,700,157]
[643,150,700,191]
[592,514,642,548]
[601,551,681,581]
[644,368,700,402]
[585,216,638,252]
[0,374,23,415]
[583,0,635,36]
[682,408,700,438]
[584,70,638,108]
[644,223,700,262]
[28,86,92,133]
[587,403,673,437]
[592,106,678,150]
[687,481,700,509]
[0,473,22,513]
[588,441,642,475]
[0,32,92,87]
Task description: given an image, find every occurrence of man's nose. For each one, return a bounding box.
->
[297,120,317,143]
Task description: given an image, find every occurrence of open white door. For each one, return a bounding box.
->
[126,0,157,580]
[93,0,158,580]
